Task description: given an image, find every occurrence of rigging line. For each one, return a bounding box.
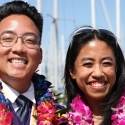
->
[71,0,76,28]
[96,0,104,28]
[62,0,67,37]
[100,0,113,31]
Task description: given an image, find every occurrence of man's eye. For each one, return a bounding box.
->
[25,39,35,43]
[2,37,13,41]
[25,37,37,44]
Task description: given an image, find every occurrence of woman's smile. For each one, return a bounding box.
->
[88,81,106,87]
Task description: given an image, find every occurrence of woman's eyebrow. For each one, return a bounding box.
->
[80,57,113,62]
[81,57,94,62]
[101,57,113,61]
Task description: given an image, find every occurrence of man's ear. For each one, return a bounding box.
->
[39,48,42,64]
[69,68,76,79]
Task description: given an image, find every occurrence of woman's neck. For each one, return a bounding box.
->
[85,97,103,115]
[85,97,104,125]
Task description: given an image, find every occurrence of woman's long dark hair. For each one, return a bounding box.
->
[63,26,125,125]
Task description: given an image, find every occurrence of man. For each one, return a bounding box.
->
[0,1,63,125]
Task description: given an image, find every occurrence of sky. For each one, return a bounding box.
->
[0,0,125,50]
[0,0,125,91]
[40,0,125,51]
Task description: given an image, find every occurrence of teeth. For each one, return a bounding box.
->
[91,82,105,87]
[10,59,26,64]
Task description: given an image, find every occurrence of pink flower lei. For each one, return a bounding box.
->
[63,88,125,125]
[66,94,93,125]
[111,88,125,125]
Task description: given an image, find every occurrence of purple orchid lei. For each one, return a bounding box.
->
[65,94,93,125]
[62,89,125,125]
[111,88,125,125]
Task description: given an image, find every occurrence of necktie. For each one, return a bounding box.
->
[16,95,32,124]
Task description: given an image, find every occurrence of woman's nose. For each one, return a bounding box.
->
[91,64,104,78]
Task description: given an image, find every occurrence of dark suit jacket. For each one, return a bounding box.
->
[9,101,33,125]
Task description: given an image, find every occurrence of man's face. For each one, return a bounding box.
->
[0,15,42,84]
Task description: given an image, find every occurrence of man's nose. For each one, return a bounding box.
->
[11,38,26,53]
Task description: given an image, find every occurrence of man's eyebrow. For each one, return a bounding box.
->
[1,30,13,34]
[1,30,38,36]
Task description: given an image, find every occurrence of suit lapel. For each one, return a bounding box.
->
[9,103,23,125]
[9,100,34,125]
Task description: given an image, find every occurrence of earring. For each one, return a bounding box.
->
[70,74,75,79]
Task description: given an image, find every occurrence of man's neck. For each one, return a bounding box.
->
[1,77,31,94]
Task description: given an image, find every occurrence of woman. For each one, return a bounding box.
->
[63,26,125,125]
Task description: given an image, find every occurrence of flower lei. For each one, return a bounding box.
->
[111,88,125,125]
[0,73,65,125]
[63,89,125,125]
[0,73,125,125]
[65,94,93,125]
[32,72,66,125]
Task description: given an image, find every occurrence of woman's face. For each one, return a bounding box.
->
[70,40,117,101]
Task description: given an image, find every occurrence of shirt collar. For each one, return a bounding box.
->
[1,81,36,104]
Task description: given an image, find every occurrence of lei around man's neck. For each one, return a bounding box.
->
[0,73,67,125]
[31,72,67,124]
[32,72,53,105]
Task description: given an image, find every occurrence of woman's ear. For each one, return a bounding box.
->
[69,68,76,79]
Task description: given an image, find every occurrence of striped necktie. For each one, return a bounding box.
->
[16,95,32,124]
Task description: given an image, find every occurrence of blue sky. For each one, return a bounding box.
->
[40,0,125,52]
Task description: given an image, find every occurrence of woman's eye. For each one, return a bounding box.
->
[83,63,93,67]
[103,62,112,67]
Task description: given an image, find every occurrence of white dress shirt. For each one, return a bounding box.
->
[1,80,36,111]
